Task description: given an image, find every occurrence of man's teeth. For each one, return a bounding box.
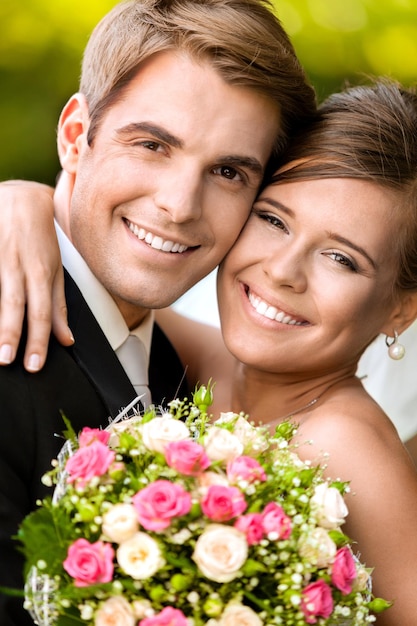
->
[128,222,188,253]
[248,292,304,325]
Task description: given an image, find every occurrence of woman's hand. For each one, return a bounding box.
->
[0,180,73,372]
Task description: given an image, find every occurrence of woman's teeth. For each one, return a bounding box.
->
[248,291,305,325]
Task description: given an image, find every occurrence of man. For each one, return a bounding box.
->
[0,1,316,624]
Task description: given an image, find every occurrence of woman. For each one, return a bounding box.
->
[146,79,417,625]
[1,79,417,624]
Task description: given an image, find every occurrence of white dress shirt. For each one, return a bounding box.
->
[55,220,154,382]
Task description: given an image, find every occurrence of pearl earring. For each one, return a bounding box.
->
[385,330,405,360]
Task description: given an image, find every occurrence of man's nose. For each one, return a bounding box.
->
[153,166,203,223]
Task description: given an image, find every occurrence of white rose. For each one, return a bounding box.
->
[101,503,139,544]
[218,603,263,626]
[95,596,135,626]
[204,427,243,463]
[192,524,248,582]
[215,414,268,455]
[298,527,337,568]
[140,415,190,453]
[310,483,348,529]
[117,532,164,579]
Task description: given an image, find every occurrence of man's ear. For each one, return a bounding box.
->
[57,94,90,173]
[381,290,417,337]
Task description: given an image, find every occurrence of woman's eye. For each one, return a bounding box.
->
[257,212,288,232]
[328,252,357,271]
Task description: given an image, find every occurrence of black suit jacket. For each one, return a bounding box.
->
[0,271,188,626]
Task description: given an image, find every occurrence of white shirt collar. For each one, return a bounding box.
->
[55,220,154,360]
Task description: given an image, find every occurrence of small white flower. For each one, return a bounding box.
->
[102,503,139,544]
[193,524,248,582]
[117,532,164,579]
[187,591,200,604]
[79,604,94,620]
[141,416,190,453]
[310,482,348,529]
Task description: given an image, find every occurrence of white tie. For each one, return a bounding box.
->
[116,334,152,408]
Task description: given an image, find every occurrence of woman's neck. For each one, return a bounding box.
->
[218,360,359,426]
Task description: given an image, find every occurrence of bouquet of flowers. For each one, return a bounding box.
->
[19,383,389,626]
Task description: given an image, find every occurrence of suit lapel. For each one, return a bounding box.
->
[64,271,137,417]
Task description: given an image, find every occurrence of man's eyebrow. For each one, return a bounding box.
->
[115,122,183,149]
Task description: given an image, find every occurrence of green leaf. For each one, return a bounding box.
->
[16,500,71,575]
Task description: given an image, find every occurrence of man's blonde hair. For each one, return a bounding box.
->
[80,0,316,155]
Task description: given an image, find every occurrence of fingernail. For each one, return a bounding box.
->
[0,344,13,364]
[68,329,75,344]
[27,353,41,372]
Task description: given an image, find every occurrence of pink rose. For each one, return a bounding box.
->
[165,440,211,476]
[139,606,188,626]
[66,441,115,487]
[234,513,264,545]
[262,502,292,539]
[78,427,110,447]
[331,547,357,594]
[227,456,266,484]
[63,538,114,587]
[301,580,334,624]
[201,485,247,522]
[132,480,192,531]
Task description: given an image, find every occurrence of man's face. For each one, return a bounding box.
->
[59,50,280,327]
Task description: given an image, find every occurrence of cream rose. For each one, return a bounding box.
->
[107,417,141,448]
[116,532,164,579]
[197,471,229,495]
[218,603,263,626]
[310,483,348,529]
[95,596,135,626]
[192,524,248,582]
[140,415,190,453]
[204,427,243,463]
[352,564,371,593]
[102,503,139,543]
[298,527,337,568]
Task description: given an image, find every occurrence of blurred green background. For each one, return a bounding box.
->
[1,0,416,185]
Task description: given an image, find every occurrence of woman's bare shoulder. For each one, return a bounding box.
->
[295,387,414,479]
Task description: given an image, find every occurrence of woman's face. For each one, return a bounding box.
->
[217,176,403,375]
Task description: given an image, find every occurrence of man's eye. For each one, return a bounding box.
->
[214,165,242,181]
[140,140,162,151]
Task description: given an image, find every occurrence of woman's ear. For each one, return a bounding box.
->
[57,94,90,173]
[381,291,417,337]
